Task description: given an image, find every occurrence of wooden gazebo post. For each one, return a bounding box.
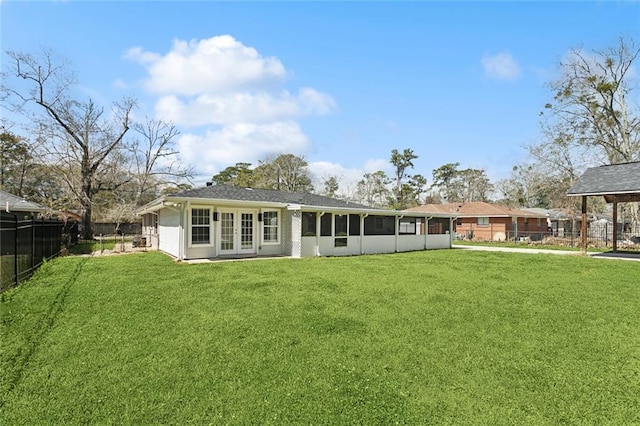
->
[581,196,587,254]
[568,162,640,255]
[612,199,618,252]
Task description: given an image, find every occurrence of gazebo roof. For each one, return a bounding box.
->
[567,162,640,203]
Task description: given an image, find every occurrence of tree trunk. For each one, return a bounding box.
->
[81,169,94,240]
[81,203,93,241]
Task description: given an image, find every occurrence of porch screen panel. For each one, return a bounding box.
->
[428,218,450,234]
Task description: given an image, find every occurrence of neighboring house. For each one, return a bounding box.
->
[0,190,48,220]
[57,210,82,222]
[406,201,548,241]
[135,184,455,260]
[520,208,582,237]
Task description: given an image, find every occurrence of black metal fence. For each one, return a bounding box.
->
[0,211,78,292]
[507,223,640,250]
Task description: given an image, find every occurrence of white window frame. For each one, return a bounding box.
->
[477,217,490,226]
[399,217,417,235]
[189,207,213,247]
[262,210,280,245]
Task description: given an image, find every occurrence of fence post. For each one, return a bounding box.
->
[31,217,36,276]
[13,214,18,288]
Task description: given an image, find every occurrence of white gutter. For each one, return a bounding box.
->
[290,204,454,218]
[360,213,368,254]
[316,211,325,256]
[424,216,432,249]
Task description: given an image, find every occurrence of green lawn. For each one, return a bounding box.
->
[1,250,639,424]
[454,239,610,252]
[67,239,119,255]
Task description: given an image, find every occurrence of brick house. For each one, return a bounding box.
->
[406,201,548,241]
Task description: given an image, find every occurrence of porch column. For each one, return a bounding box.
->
[360,214,366,254]
[581,196,587,254]
[612,199,618,253]
[316,212,322,256]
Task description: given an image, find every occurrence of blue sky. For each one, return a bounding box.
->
[2,1,639,193]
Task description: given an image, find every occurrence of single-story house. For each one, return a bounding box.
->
[136,184,455,260]
[0,190,48,220]
[520,207,582,237]
[406,201,548,241]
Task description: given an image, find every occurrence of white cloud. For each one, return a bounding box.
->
[481,52,522,80]
[308,158,392,196]
[178,121,310,182]
[155,88,335,127]
[126,35,286,95]
[127,35,337,178]
[363,158,391,173]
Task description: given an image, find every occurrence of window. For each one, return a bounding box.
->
[349,214,360,236]
[191,208,210,245]
[320,213,332,236]
[477,217,489,226]
[334,214,348,247]
[364,216,395,235]
[263,211,279,243]
[537,218,542,228]
[334,214,347,236]
[302,212,317,236]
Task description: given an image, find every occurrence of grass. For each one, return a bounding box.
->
[1,250,639,424]
[454,239,610,252]
[67,239,117,255]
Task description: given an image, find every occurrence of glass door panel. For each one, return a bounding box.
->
[221,212,234,251]
[240,213,254,251]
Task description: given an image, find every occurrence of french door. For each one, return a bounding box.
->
[219,210,256,255]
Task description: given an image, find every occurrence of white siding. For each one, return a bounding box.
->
[426,234,451,249]
[301,236,317,257]
[397,235,425,252]
[158,208,181,258]
[361,236,396,254]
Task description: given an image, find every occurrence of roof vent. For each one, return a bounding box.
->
[206,182,213,187]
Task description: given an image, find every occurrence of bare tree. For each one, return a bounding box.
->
[536,36,640,222]
[542,36,640,164]
[129,118,192,206]
[2,49,134,239]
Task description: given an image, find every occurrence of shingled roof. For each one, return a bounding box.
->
[0,190,47,214]
[169,184,374,210]
[406,201,546,218]
[567,162,640,202]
